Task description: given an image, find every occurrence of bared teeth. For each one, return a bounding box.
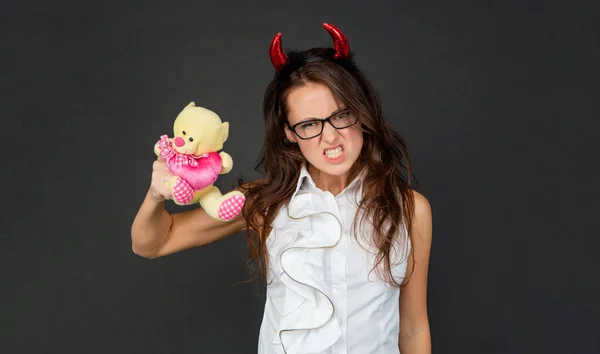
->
[325,146,343,158]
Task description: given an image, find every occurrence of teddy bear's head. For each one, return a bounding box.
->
[171,102,229,156]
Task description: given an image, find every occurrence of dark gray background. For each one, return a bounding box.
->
[2,0,599,353]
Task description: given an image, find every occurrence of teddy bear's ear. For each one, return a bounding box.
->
[186,101,196,107]
[220,122,230,143]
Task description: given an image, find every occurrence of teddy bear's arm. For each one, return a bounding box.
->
[219,151,233,174]
[154,137,173,157]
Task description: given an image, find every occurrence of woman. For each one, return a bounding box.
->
[131,23,432,354]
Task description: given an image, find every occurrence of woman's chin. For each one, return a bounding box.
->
[309,158,357,177]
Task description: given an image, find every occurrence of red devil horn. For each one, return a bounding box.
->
[323,23,350,59]
[269,32,288,71]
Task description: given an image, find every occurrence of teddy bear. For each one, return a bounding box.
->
[153,102,245,221]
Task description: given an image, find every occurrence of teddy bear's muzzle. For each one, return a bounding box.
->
[174,137,186,147]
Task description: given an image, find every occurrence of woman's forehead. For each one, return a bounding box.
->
[286,83,342,123]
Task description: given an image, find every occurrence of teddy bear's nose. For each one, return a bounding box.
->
[174,137,185,147]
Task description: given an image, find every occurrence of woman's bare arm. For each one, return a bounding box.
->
[398,190,432,353]
[130,157,251,259]
[130,190,247,259]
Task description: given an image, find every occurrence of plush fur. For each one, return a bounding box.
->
[154,102,245,221]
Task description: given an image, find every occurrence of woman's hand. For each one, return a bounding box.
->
[149,157,173,203]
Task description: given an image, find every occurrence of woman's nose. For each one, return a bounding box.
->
[321,122,338,142]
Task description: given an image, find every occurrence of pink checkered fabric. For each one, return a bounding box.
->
[218,195,245,220]
[157,135,207,168]
[172,177,194,205]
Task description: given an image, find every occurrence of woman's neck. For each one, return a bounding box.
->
[307,163,361,196]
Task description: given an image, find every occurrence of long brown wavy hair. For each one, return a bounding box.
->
[239,47,417,287]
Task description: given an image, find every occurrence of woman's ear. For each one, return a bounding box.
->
[284,125,297,143]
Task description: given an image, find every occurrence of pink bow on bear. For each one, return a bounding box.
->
[157,135,208,167]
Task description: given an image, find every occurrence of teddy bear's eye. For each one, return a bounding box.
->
[182,131,186,135]
[189,137,194,142]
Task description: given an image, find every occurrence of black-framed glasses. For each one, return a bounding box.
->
[287,109,358,140]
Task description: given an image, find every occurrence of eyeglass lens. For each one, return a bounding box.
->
[295,111,356,139]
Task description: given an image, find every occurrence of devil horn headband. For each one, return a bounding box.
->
[269,22,350,71]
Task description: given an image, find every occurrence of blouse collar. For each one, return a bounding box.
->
[290,163,367,203]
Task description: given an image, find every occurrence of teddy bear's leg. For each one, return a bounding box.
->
[197,186,245,221]
[197,186,225,219]
[217,191,246,221]
[167,176,195,205]
[187,189,205,204]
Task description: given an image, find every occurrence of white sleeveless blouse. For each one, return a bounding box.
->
[257,165,411,354]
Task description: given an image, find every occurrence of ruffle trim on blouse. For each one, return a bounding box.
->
[269,190,343,354]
